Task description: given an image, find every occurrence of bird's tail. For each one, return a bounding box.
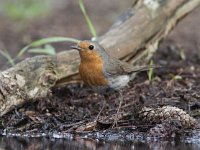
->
[130,65,161,73]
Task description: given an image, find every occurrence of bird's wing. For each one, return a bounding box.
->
[104,58,156,76]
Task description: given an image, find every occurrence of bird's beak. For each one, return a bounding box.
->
[71,45,81,51]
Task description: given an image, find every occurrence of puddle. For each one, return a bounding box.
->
[1,135,200,150]
[1,130,200,150]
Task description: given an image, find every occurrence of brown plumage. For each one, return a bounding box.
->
[79,51,108,86]
[72,40,154,92]
[71,40,157,127]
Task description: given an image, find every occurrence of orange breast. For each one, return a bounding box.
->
[79,52,108,86]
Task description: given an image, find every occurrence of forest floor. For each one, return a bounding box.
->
[0,1,200,141]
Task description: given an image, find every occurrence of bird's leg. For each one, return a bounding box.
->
[94,95,106,123]
[112,91,123,128]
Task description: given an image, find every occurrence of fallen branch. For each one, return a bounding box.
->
[0,0,200,116]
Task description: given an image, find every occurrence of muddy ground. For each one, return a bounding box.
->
[0,1,200,140]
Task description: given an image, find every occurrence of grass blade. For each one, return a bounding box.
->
[17,37,80,58]
[0,50,15,66]
[148,60,154,81]
[28,44,56,55]
[79,0,97,37]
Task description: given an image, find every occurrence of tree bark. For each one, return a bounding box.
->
[0,0,200,116]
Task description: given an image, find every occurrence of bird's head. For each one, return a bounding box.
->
[71,40,108,62]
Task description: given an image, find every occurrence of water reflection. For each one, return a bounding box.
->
[0,136,199,150]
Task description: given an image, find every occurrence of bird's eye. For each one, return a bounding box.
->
[88,45,94,50]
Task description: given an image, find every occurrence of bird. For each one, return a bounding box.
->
[71,40,155,127]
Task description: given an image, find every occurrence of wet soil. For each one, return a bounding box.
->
[0,0,200,142]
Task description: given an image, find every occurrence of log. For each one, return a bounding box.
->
[0,0,199,116]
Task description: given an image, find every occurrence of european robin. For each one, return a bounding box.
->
[71,40,155,127]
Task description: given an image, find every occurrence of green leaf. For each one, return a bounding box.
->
[17,37,80,58]
[79,0,97,37]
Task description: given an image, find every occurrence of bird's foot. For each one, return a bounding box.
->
[112,114,119,128]
[94,98,106,123]
[112,91,123,128]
